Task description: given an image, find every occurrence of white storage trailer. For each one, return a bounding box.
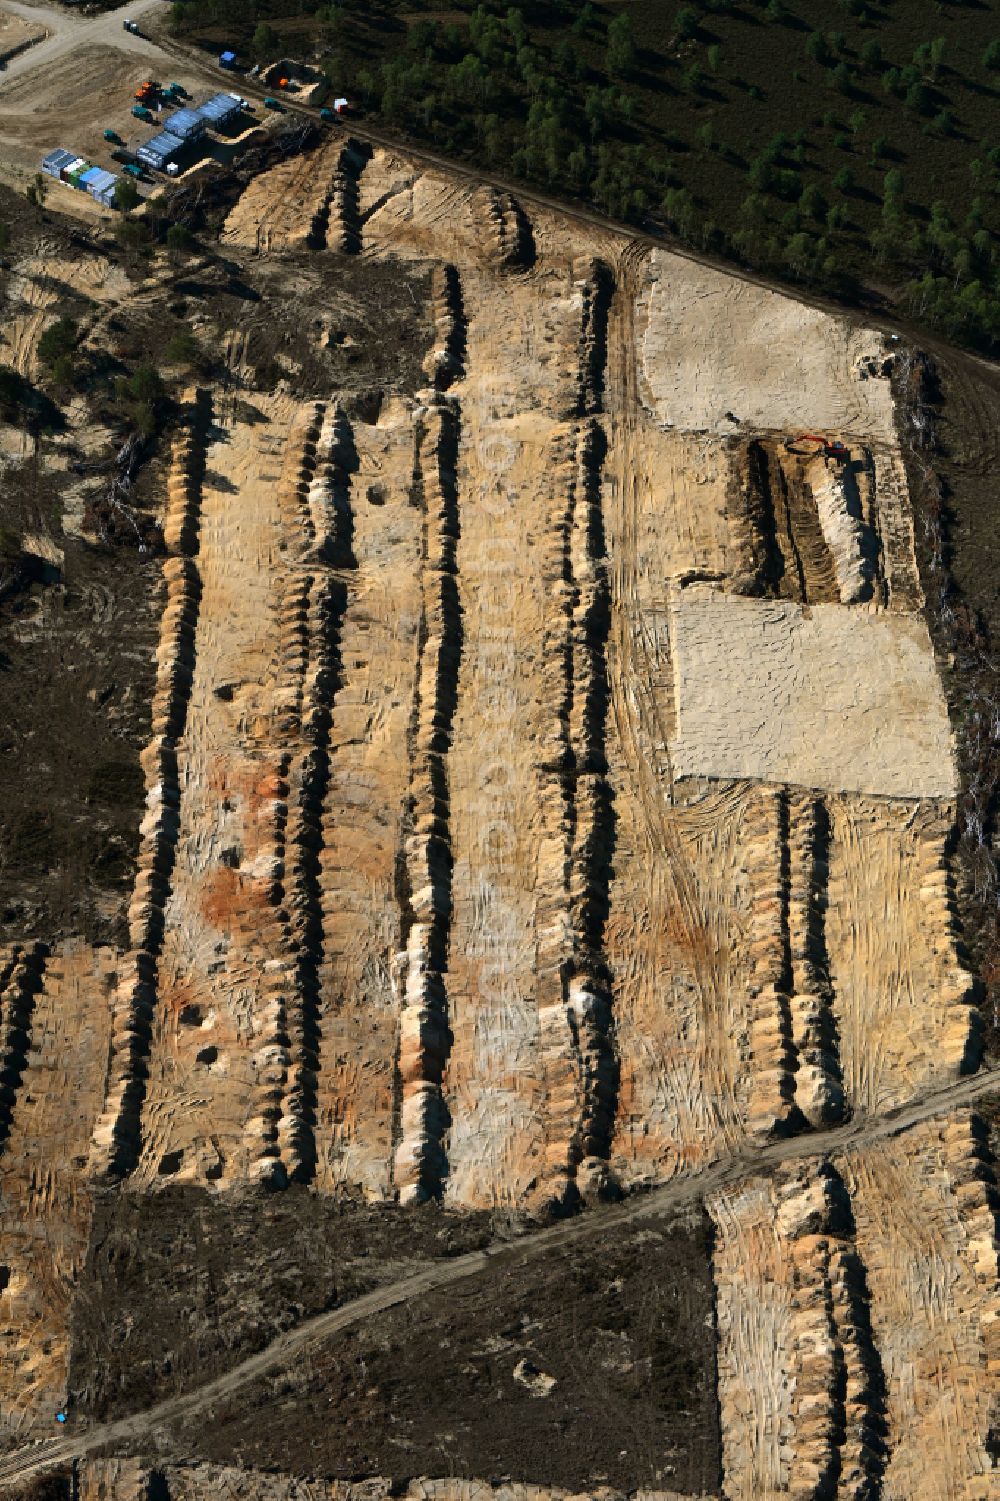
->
[195,91,242,128]
[136,131,185,169]
[86,168,119,205]
[165,107,207,141]
[42,148,77,179]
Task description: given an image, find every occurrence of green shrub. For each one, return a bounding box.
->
[37,318,77,367]
[165,329,203,368]
[673,6,699,41]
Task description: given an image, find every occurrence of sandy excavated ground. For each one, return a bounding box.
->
[76,1460,712,1501]
[670,590,954,798]
[0,6,45,60]
[0,133,997,1499]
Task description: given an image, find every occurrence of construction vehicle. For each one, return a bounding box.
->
[103,129,122,144]
[784,433,849,462]
[169,82,189,98]
[131,104,153,121]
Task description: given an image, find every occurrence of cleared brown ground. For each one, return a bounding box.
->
[0,132,996,1500]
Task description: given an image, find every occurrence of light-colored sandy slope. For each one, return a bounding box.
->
[222,136,344,256]
[0,941,115,1439]
[442,262,584,1209]
[669,588,956,798]
[360,145,610,275]
[357,154,975,1187]
[361,151,484,266]
[710,1124,1000,1501]
[826,798,979,1115]
[710,1179,796,1500]
[78,1459,716,1501]
[839,1116,999,1501]
[606,778,753,1185]
[601,245,751,1186]
[312,399,423,1200]
[356,152,623,1208]
[709,1109,1000,1501]
[134,394,307,1188]
[639,248,897,437]
[0,259,57,382]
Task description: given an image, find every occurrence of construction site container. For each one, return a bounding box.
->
[195,91,241,127]
[164,107,206,140]
[135,130,184,169]
[79,167,103,191]
[42,148,76,180]
[59,157,86,182]
[86,168,117,202]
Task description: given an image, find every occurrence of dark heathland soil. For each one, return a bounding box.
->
[70,1188,495,1422]
[153,1206,719,1496]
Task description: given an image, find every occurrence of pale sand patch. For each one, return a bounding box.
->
[0,7,46,56]
[640,248,897,438]
[669,588,955,799]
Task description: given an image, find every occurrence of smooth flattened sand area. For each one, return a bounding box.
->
[670,589,955,799]
[640,249,897,438]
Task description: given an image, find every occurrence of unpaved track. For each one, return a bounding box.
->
[0,0,167,86]
[1,1064,997,1489]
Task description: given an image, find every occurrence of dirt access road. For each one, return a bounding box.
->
[1,1063,997,1489]
[0,0,166,84]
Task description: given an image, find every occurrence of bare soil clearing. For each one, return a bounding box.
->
[0,7,46,61]
[0,130,996,1501]
[670,591,954,799]
[169,1213,720,1495]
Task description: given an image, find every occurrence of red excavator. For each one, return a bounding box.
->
[784,433,849,462]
